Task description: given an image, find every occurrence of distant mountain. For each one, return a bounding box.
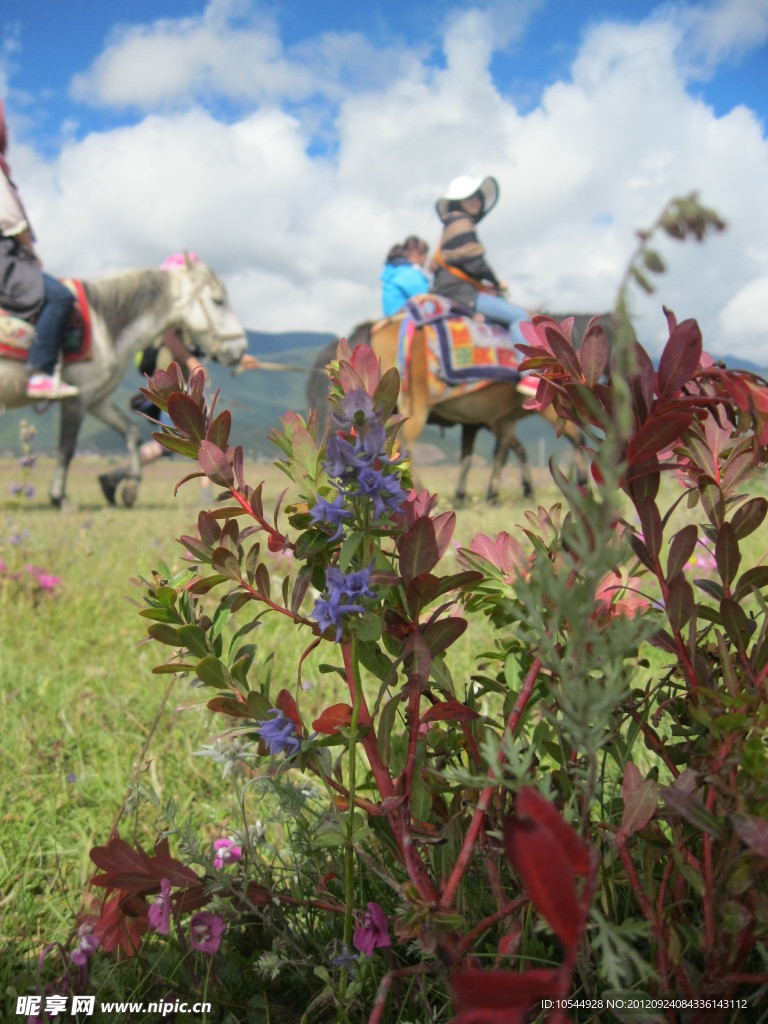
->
[0,330,335,458]
[1,331,765,468]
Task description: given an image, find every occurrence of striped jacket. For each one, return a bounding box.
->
[431,211,501,307]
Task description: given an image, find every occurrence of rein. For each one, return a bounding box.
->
[433,250,498,295]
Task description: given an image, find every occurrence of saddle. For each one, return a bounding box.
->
[395,294,521,396]
[0,278,92,363]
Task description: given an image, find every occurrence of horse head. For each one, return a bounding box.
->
[168,257,247,366]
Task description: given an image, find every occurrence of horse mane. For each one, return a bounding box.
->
[82,269,169,337]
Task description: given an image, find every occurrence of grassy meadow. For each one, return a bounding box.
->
[0,446,558,1007]
[3,436,768,1020]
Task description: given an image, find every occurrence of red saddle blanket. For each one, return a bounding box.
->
[0,278,92,363]
[397,294,521,402]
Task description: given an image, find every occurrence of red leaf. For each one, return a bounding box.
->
[579,319,608,385]
[313,703,354,734]
[167,391,207,441]
[657,318,703,398]
[275,688,303,734]
[421,700,480,724]
[92,892,148,957]
[732,814,768,858]
[206,409,232,450]
[516,788,592,876]
[397,517,440,584]
[626,412,693,466]
[421,616,467,655]
[452,967,561,1011]
[198,440,235,488]
[504,817,582,945]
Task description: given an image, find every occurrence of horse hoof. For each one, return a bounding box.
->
[121,481,138,508]
[98,473,118,506]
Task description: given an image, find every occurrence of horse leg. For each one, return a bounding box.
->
[88,397,143,506]
[486,425,532,504]
[455,424,480,506]
[50,398,86,508]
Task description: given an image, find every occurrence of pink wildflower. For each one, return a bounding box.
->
[189,912,226,954]
[353,901,391,957]
[70,922,99,966]
[148,878,172,935]
[213,838,242,869]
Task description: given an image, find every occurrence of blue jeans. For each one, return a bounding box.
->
[28,274,74,375]
[475,292,527,344]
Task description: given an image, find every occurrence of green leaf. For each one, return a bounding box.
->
[714,522,740,587]
[176,624,210,658]
[147,623,181,647]
[666,575,694,633]
[195,656,233,689]
[212,546,242,581]
[731,496,768,540]
[666,524,698,580]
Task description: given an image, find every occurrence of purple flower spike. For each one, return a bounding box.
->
[70,923,99,966]
[257,708,301,757]
[148,878,172,935]
[353,901,391,957]
[213,838,243,869]
[189,911,226,954]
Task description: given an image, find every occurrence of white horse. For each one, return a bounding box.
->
[0,258,247,507]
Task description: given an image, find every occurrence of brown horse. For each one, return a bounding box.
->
[307,314,606,503]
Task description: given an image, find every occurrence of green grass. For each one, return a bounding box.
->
[0,449,552,1001]
[3,445,767,1018]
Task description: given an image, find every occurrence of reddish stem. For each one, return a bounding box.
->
[438,657,542,911]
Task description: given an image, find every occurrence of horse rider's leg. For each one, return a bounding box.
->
[50,397,86,507]
[455,424,480,505]
[566,423,589,486]
[87,397,143,506]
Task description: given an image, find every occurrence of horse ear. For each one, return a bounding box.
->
[184,252,193,270]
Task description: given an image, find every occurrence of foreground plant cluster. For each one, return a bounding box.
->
[30,315,768,1023]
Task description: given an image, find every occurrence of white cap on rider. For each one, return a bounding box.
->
[436,175,499,222]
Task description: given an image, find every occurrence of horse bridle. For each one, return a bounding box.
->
[181,273,244,355]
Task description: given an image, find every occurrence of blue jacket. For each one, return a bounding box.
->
[380,259,430,316]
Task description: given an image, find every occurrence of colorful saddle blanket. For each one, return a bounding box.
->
[0,278,92,363]
[399,295,521,394]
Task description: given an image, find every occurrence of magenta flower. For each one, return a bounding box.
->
[213,838,242,869]
[189,912,226,954]
[353,901,391,956]
[148,878,172,935]
[70,923,99,966]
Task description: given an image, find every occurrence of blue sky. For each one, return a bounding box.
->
[2,0,768,360]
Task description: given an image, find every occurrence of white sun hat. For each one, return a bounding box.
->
[436,175,499,221]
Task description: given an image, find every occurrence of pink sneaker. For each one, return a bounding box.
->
[26,373,79,400]
[516,375,538,398]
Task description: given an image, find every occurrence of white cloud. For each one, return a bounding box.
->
[12,0,768,364]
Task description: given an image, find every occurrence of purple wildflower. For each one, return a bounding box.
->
[309,491,353,540]
[330,943,359,977]
[257,708,301,757]
[70,923,99,966]
[213,838,242,869]
[332,389,376,430]
[148,878,172,935]
[188,912,225,954]
[352,465,407,517]
[311,564,375,642]
[24,484,34,499]
[353,901,391,956]
[10,482,22,496]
